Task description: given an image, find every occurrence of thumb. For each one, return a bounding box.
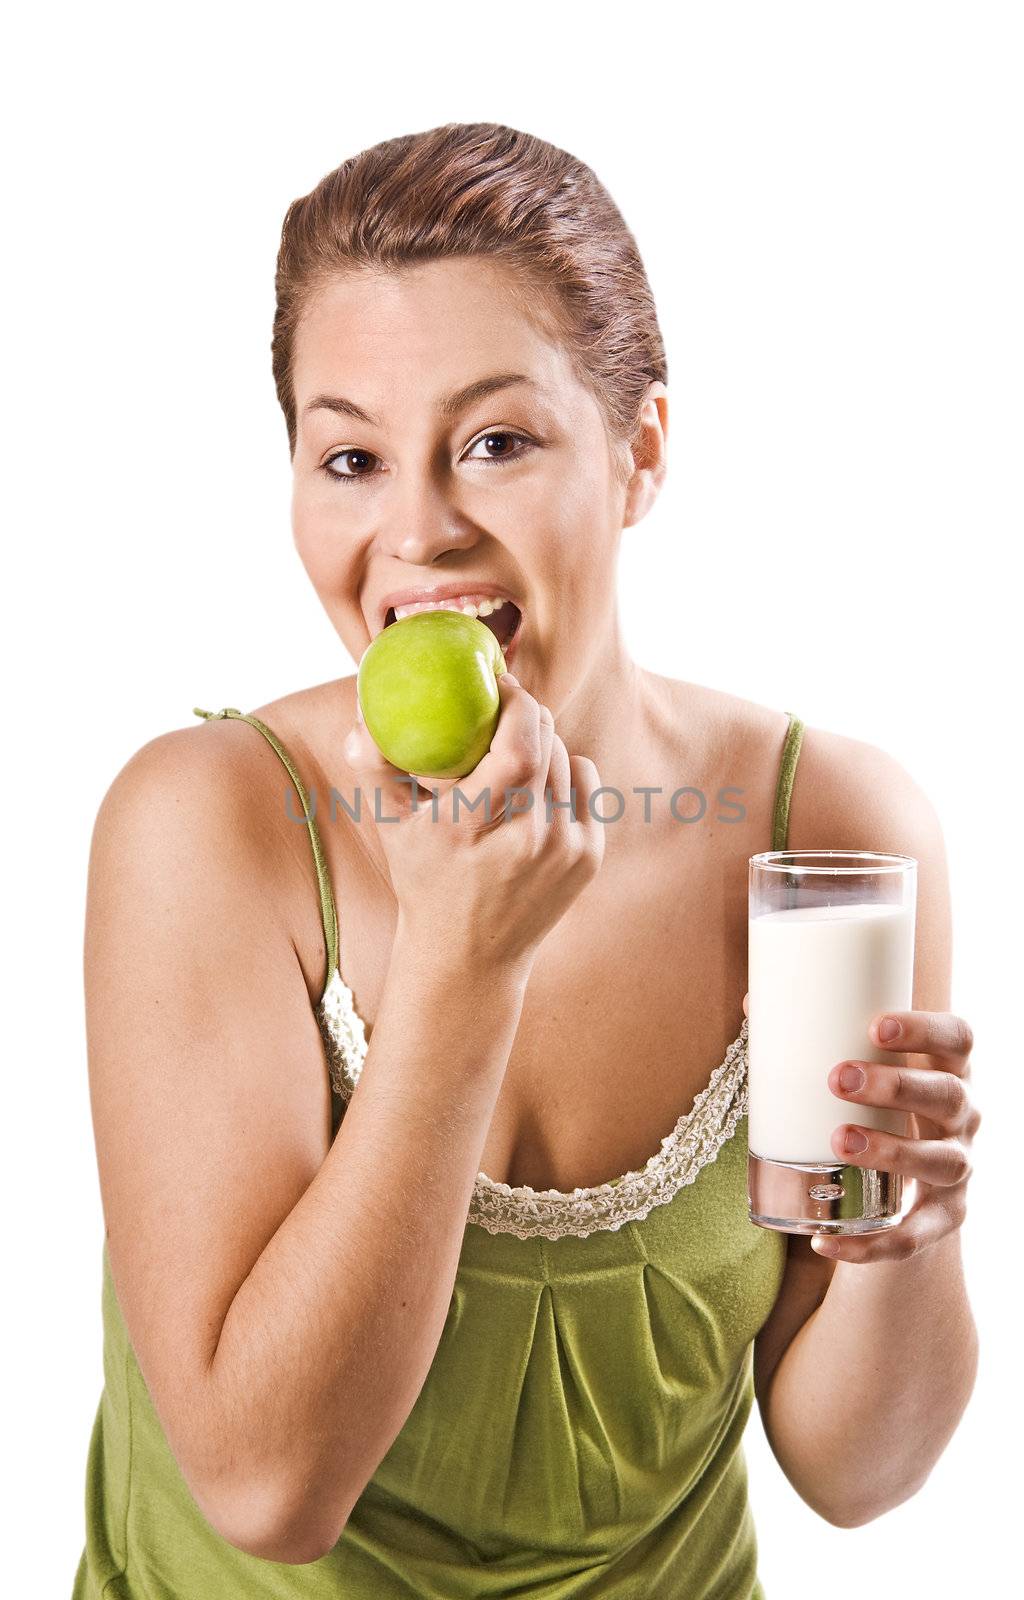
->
[343,719,426,818]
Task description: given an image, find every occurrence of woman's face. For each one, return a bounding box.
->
[290,256,655,708]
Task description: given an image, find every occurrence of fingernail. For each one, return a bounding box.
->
[838,1064,866,1092]
[343,729,360,759]
[499,672,519,686]
[844,1128,868,1153]
[813,1237,841,1256]
[877,1017,900,1042]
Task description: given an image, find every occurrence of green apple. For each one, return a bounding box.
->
[357,609,508,778]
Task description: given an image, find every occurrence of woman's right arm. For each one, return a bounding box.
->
[207,936,530,1564]
[85,679,603,1566]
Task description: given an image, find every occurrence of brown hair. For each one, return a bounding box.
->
[271,122,667,474]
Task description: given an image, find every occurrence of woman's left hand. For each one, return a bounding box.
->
[817,1009,981,1261]
[741,998,982,1262]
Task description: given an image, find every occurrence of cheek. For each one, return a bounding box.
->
[291,483,349,589]
[531,483,619,604]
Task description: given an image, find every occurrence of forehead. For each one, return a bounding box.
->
[291,257,582,416]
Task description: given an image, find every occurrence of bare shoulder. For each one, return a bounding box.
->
[649,677,945,855]
[85,714,306,1051]
[787,719,947,859]
[95,712,276,843]
[653,675,792,763]
[88,687,348,1011]
[92,678,353,884]
[248,676,358,757]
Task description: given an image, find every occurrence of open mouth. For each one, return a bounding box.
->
[382,599,523,659]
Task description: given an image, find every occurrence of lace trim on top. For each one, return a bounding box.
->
[314,967,749,1242]
[315,966,371,1091]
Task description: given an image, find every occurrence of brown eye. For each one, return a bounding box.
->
[324,448,378,480]
[464,430,533,464]
[480,433,515,457]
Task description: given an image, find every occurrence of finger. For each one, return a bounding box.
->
[827,1121,974,1187]
[869,1010,974,1067]
[568,754,607,862]
[811,1187,963,1263]
[827,1060,972,1132]
[342,719,430,818]
[541,725,574,827]
[523,702,557,822]
[537,723,576,832]
[461,674,545,825]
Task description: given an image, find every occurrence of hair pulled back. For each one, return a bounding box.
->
[272,122,667,468]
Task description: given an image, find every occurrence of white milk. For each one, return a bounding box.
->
[748,901,915,1163]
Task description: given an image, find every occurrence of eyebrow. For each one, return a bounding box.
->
[302,372,542,428]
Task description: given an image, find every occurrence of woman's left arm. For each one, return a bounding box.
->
[756,733,982,1529]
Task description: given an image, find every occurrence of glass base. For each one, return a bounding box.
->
[748,1150,905,1236]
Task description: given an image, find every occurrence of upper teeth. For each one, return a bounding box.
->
[391,595,508,622]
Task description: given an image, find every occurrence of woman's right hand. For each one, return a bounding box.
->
[342,673,605,976]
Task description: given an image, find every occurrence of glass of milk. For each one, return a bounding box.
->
[747,851,917,1236]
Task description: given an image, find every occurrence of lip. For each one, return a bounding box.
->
[373,581,523,637]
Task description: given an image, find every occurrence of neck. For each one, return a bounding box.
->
[540,611,679,838]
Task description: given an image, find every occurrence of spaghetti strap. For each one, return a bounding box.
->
[770,711,804,851]
[192,706,339,997]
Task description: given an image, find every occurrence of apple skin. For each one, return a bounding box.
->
[357,609,508,779]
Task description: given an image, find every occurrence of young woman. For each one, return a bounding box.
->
[73,122,981,1598]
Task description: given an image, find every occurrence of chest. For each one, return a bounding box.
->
[334,834,750,1194]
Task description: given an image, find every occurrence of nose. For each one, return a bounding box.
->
[378,476,479,565]
[391,526,477,564]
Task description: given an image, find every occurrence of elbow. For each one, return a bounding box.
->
[223,1522,345,1567]
[199,1474,351,1567]
[215,1506,349,1567]
[813,1475,930,1531]
[773,1450,930,1530]
[818,1501,881,1531]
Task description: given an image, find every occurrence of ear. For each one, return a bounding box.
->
[622,382,669,527]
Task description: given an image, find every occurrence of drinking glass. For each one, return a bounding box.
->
[747,850,917,1235]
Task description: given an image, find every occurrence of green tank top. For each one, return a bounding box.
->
[72,706,806,1599]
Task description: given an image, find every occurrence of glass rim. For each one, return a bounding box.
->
[749,849,917,876]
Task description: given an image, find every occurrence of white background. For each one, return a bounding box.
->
[5,3,1020,1594]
